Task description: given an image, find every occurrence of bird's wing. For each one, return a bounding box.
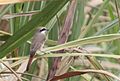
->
[30,33,46,52]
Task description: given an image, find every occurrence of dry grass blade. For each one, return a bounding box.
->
[0,60,22,81]
[56,57,75,76]
[0,0,45,5]
[0,71,46,80]
[2,56,27,61]
[37,58,47,81]
[7,59,28,81]
[50,69,120,81]
[114,0,120,28]
[0,59,26,73]
[47,0,77,80]
[58,0,77,44]
[2,11,38,19]
[0,30,11,35]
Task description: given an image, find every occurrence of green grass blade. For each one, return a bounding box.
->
[0,0,69,58]
[44,34,120,52]
[80,0,110,37]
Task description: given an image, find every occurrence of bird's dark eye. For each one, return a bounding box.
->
[39,28,46,32]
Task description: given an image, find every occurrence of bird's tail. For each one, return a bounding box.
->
[26,51,35,71]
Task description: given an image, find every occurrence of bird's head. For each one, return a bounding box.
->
[37,27,48,34]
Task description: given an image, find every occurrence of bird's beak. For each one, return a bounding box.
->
[46,29,49,31]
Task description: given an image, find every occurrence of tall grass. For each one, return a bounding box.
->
[0,0,120,81]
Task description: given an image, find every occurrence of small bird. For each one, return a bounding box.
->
[26,27,48,71]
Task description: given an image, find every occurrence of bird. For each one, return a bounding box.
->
[26,27,48,71]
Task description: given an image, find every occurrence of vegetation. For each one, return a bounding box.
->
[0,0,120,81]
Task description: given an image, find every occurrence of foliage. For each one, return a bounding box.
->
[0,0,120,81]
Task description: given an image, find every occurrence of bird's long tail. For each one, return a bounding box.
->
[26,51,36,71]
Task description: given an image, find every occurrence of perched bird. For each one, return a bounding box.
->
[26,27,48,71]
